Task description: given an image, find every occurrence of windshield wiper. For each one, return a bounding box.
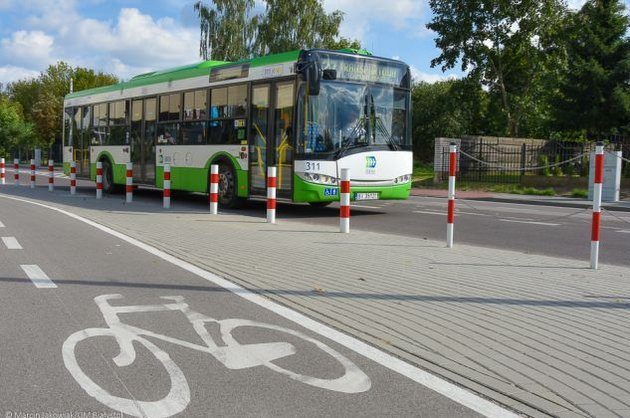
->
[374,116,401,151]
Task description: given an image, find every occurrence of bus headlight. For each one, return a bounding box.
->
[297,172,338,185]
[394,174,412,184]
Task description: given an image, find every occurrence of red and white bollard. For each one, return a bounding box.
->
[340,168,351,233]
[447,143,457,248]
[48,159,54,192]
[96,161,103,199]
[125,162,133,203]
[14,159,19,185]
[70,161,77,195]
[30,159,36,189]
[0,158,5,185]
[591,142,604,270]
[163,164,171,209]
[267,166,277,224]
[209,164,219,215]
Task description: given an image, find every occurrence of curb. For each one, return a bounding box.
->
[470,196,630,213]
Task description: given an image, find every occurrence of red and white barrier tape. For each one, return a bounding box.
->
[267,166,277,224]
[125,162,133,203]
[0,158,5,185]
[340,168,350,233]
[48,159,54,192]
[30,159,35,189]
[163,164,171,209]
[70,161,77,195]
[210,164,219,215]
[14,159,19,185]
[96,161,103,200]
[591,143,604,270]
[447,143,457,248]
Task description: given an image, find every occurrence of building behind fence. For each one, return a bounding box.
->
[434,136,630,189]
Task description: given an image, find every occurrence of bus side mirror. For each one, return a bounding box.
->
[306,62,322,96]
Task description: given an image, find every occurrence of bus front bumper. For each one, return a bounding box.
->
[292,175,411,203]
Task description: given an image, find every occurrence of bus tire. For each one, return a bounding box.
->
[215,161,243,209]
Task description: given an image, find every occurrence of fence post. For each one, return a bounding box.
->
[125,162,133,203]
[48,159,54,192]
[163,164,171,209]
[590,142,604,270]
[14,159,19,185]
[209,164,219,215]
[30,159,35,189]
[520,143,527,178]
[447,143,457,248]
[340,168,351,233]
[0,158,5,185]
[267,166,277,224]
[96,161,103,199]
[70,161,76,195]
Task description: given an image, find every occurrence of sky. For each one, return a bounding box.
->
[0,0,616,86]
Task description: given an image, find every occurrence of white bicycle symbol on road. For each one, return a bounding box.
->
[63,294,371,417]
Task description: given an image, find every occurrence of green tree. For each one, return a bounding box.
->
[194,0,259,61]
[553,0,630,138]
[0,96,36,158]
[8,62,118,151]
[255,0,346,54]
[411,79,489,161]
[324,37,362,51]
[427,0,567,137]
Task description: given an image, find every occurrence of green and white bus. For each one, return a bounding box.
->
[62,48,413,207]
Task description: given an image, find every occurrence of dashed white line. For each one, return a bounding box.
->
[413,210,490,217]
[20,264,57,288]
[2,236,23,249]
[616,230,630,234]
[0,221,4,228]
[499,219,560,226]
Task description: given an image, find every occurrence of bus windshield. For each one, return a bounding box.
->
[296,80,411,158]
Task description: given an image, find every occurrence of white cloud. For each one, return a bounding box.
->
[567,0,587,10]
[410,65,458,84]
[323,0,425,41]
[0,30,54,68]
[0,3,200,81]
[0,65,40,84]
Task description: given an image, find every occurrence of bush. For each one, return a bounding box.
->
[552,155,564,176]
[571,188,588,198]
[538,155,551,176]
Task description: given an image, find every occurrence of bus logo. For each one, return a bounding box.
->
[365,156,377,169]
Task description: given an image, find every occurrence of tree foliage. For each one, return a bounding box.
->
[6,62,118,152]
[0,96,35,158]
[554,0,630,138]
[194,0,359,61]
[427,0,567,137]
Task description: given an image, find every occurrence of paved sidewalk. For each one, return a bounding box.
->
[3,186,630,417]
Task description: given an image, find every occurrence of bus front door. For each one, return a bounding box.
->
[249,80,294,198]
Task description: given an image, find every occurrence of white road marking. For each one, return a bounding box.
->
[20,264,57,288]
[0,221,4,228]
[499,219,560,226]
[0,194,517,418]
[2,236,23,249]
[616,230,630,234]
[413,210,490,217]
[353,204,382,209]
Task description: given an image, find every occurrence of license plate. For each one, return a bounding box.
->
[355,192,379,201]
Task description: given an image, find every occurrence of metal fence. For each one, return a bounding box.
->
[438,140,602,183]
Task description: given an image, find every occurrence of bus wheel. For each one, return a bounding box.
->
[102,160,115,194]
[309,202,332,208]
[217,162,241,209]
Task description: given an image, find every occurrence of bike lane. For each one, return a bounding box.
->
[0,195,500,417]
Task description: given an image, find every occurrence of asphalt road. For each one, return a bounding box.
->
[0,193,488,417]
[6,166,630,267]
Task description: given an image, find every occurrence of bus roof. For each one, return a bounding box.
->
[65,48,374,101]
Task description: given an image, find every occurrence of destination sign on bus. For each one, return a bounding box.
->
[318,53,407,86]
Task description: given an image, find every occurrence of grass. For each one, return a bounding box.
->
[570,188,589,198]
[412,161,434,187]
